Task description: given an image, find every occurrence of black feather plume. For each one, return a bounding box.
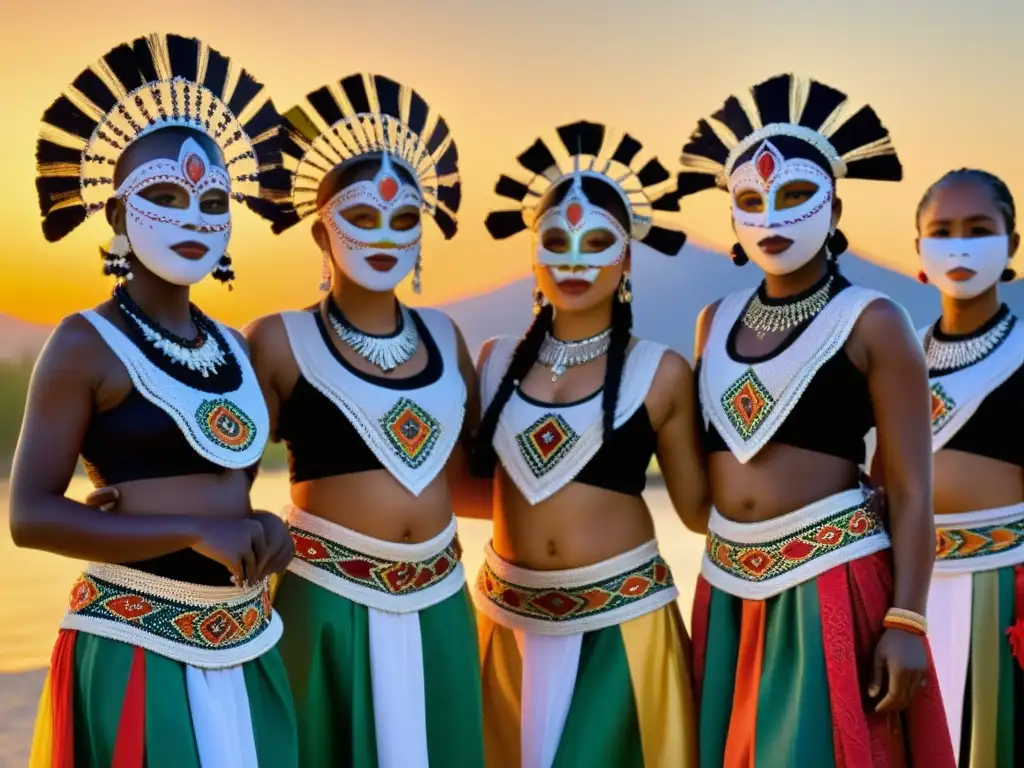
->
[517,139,557,176]
[485,210,527,239]
[307,86,344,129]
[798,80,847,132]
[712,96,755,141]
[242,101,280,144]
[640,225,686,256]
[341,74,371,114]
[611,134,642,167]
[203,48,229,99]
[130,37,158,84]
[675,171,719,197]
[436,182,461,213]
[844,154,902,182]
[649,191,680,212]
[243,195,281,221]
[42,96,96,140]
[826,105,891,159]
[104,43,145,93]
[495,175,531,202]
[166,34,200,83]
[227,70,263,120]
[425,116,449,155]
[373,75,401,119]
[751,74,792,126]
[256,166,292,196]
[681,119,730,165]
[73,69,117,114]
[270,208,302,234]
[556,121,604,158]
[41,206,88,243]
[407,90,428,137]
[636,158,670,187]
[37,139,83,166]
[36,176,80,215]
[434,141,457,177]
[432,207,457,239]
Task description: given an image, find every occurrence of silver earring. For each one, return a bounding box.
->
[617,271,632,303]
[319,252,331,292]
[108,234,130,256]
[412,253,423,294]
[103,234,133,281]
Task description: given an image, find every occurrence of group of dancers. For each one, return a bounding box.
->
[11,30,1023,768]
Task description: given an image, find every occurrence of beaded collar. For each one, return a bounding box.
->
[924,305,1016,376]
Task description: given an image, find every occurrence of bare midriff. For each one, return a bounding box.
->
[708,443,862,523]
[107,470,253,519]
[491,467,655,571]
[933,449,1024,515]
[291,471,454,543]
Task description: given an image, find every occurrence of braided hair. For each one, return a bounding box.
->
[916,168,1016,233]
[470,176,634,477]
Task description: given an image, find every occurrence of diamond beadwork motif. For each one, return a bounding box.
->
[706,502,881,583]
[195,399,256,452]
[722,369,775,440]
[935,519,1024,561]
[289,525,462,595]
[66,574,271,650]
[516,413,579,477]
[380,398,441,469]
[478,554,673,623]
[930,383,955,432]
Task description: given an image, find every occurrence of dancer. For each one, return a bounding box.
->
[676,74,954,766]
[475,120,705,767]
[913,169,1024,765]
[245,74,484,767]
[14,33,298,767]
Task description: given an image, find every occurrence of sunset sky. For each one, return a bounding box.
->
[1,0,1022,326]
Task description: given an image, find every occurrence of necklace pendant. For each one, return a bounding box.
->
[551,364,565,381]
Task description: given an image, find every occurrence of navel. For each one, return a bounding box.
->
[546,540,558,557]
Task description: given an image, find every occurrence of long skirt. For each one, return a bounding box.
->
[276,507,485,767]
[474,539,697,767]
[29,564,297,767]
[694,489,955,767]
[928,504,1024,766]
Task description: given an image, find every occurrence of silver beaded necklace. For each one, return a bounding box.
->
[538,329,612,381]
[326,300,420,373]
[741,276,834,338]
[924,311,1015,374]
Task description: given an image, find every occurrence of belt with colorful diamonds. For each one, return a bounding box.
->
[702,489,891,600]
[284,507,466,613]
[61,563,281,669]
[473,540,679,635]
[934,503,1024,574]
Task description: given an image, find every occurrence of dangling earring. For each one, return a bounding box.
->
[917,271,929,284]
[212,253,235,290]
[617,271,633,303]
[102,234,133,281]
[824,230,835,262]
[730,243,748,266]
[1002,267,1017,282]
[319,251,331,292]
[532,285,547,315]
[412,253,423,294]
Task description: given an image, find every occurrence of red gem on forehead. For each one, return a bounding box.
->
[378,176,398,202]
[183,153,205,184]
[566,202,583,226]
[756,151,775,182]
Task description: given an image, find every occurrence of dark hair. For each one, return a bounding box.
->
[316,153,419,208]
[729,135,848,266]
[113,127,224,188]
[915,168,1016,233]
[471,175,634,476]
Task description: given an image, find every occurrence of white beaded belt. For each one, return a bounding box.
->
[472,540,678,635]
[284,506,465,614]
[702,488,891,600]
[60,563,281,669]
[934,502,1024,574]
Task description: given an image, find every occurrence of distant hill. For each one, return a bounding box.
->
[0,315,50,363]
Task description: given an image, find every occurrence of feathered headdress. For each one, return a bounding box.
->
[272,73,461,237]
[676,73,902,196]
[35,33,286,242]
[484,120,687,256]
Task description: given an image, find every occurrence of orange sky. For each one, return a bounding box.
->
[2,0,1024,326]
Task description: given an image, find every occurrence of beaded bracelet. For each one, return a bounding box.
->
[882,607,927,637]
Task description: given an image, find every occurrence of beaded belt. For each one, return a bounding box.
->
[284,506,465,614]
[472,540,678,635]
[934,502,1024,574]
[702,489,891,600]
[60,563,281,669]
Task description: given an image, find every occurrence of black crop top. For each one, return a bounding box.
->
[277,309,443,483]
[942,362,1024,466]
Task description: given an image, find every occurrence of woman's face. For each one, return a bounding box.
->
[532,177,629,313]
[110,131,230,286]
[917,177,1018,299]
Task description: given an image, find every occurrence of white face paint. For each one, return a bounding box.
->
[533,170,629,287]
[319,153,422,292]
[116,138,230,285]
[919,235,1009,299]
[729,140,835,276]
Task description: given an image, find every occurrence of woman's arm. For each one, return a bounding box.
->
[653,352,709,533]
[856,299,934,711]
[241,316,287,487]
[447,326,493,520]
[10,318,206,560]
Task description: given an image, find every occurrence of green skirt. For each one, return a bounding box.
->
[274,570,485,767]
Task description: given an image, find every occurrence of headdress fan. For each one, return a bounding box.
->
[35,32,287,242]
[485,120,687,256]
[272,73,461,237]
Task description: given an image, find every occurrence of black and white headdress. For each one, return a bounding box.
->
[35,32,286,242]
[676,73,902,196]
[484,120,687,256]
[272,73,461,236]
